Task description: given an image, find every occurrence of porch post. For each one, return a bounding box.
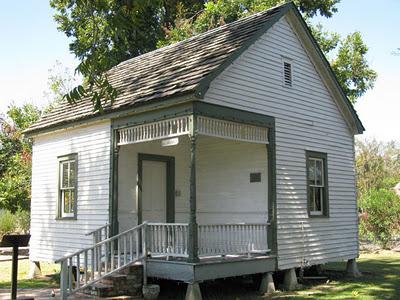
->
[110,127,119,237]
[188,116,199,262]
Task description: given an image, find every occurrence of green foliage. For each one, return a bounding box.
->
[0,210,17,237]
[53,0,374,111]
[50,0,204,110]
[43,60,80,113]
[356,139,400,199]
[161,0,341,42]
[331,32,377,102]
[15,210,30,233]
[0,104,41,212]
[0,210,30,238]
[160,0,376,104]
[356,139,400,248]
[359,189,400,248]
[0,154,31,212]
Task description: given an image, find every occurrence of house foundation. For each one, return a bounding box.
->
[346,259,362,277]
[283,268,298,291]
[28,261,41,279]
[259,272,275,294]
[185,283,202,300]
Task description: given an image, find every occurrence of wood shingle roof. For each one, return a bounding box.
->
[26,2,364,135]
[26,4,287,134]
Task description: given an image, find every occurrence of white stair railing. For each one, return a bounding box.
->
[86,224,111,245]
[56,222,269,299]
[56,222,148,300]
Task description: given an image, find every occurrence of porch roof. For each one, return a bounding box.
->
[25,4,288,135]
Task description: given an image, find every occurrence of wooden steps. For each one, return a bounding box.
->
[83,264,143,299]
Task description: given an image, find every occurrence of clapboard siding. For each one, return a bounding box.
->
[197,136,268,224]
[203,16,358,269]
[30,121,111,262]
[118,136,268,232]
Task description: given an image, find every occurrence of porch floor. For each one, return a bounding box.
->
[147,254,276,283]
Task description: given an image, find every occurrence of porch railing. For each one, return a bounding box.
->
[147,223,189,258]
[57,222,269,298]
[198,223,270,257]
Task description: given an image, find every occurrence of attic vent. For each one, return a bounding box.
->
[283,60,292,87]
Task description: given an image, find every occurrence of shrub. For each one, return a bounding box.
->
[0,209,30,238]
[0,210,17,238]
[359,189,400,248]
[15,210,30,233]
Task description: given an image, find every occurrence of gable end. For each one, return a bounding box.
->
[195,3,364,135]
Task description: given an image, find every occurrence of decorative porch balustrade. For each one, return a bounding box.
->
[147,223,189,257]
[198,223,270,256]
[57,222,270,299]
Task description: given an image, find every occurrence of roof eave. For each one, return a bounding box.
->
[24,92,197,138]
[287,6,365,134]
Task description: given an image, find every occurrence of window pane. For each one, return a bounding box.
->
[309,186,315,210]
[308,159,315,185]
[62,163,69,188]
[70,190,75,213]
[69,161,76,187]
[315,159,323,186]
[63,191,70,213]
[315,187,322,211]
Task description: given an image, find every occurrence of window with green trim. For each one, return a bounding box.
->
[306,151,329,217]
[57,154,78,219]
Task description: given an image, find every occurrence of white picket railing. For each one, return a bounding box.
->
[57,222,269,299]
[147,223,189,258]
[198,223,270,257]
[56,223,148,300]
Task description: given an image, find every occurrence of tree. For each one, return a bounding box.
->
[43,60,80,113]
[50,0,205,110]
[0,104,41,212]
[356,139,400,247]
[51,0,376,109]
[356,139,400,199]
[160,0,377,104]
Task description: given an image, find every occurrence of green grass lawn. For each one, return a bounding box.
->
[269,251,400,300]
[0,251,399,299]
[0,259,59,289]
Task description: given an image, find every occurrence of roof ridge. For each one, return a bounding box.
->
[114,3,288,70]
[25,2,293,135]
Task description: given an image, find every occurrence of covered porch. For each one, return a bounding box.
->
[110,101,277,279]
[58,102,278,299]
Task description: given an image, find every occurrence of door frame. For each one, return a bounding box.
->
[137,153,175,224]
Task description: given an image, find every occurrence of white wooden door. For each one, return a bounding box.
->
[142,160,167,222]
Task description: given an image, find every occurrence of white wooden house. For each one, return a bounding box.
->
[25,3,363,299]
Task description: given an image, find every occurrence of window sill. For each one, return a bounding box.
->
[308,213,329,218]
[55,216,77,221]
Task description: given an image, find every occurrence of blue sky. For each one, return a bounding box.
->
[0,0,399,142]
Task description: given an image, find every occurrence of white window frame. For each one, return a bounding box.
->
[57,154,78,219]
[308,157,324,216]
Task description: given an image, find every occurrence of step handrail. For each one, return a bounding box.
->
[55,222,147,263]
[57,222,149,300]
[85,224,110,236]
